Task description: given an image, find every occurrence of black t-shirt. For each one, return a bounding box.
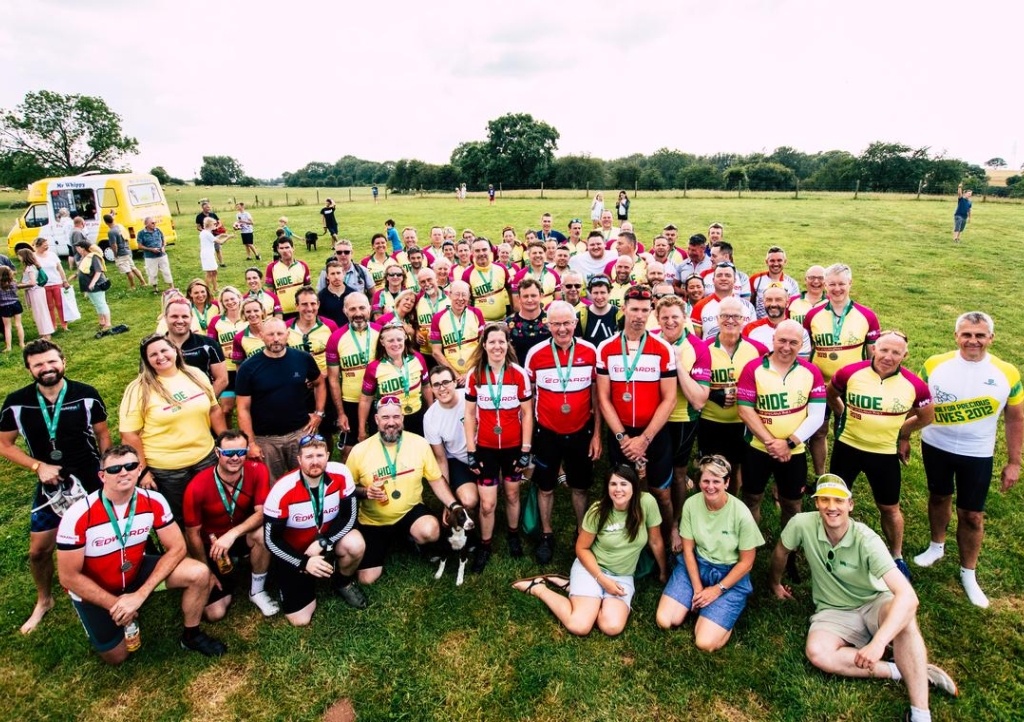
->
[179,333,226,383]
[317,287,348,327]
[538,230,567,242]
[505,311,550,364]
[195,211,220,230]
[0,380,108,491]
[320,206,338,231]
[235,349,321,435]
[578,306,618,347]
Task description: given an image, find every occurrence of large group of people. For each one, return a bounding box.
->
[3,204,1019,722]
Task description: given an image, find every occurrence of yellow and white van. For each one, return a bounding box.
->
[6,172,177,257]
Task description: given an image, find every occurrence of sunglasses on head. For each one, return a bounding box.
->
[378,395,402,408]
[698,454,731,475]
[623,286,652,301]
[298,433,325,447]
[217,448,248,458]
[879,329,908,341]
[102,461,140,474]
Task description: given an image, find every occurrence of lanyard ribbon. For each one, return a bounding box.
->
[36,382,67,447]
[620,332,648,383]
[213,469,244,519]
[101,490,138,553]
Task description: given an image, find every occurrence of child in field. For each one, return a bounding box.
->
[278,216,298,241]
[0,266,26,351]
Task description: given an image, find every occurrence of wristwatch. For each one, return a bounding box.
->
[786,438,798,450]
[615,432,625,442]
[318,536,333,554]
[314,410,326,418]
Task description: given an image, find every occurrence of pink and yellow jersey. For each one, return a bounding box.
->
[326,324,381,403]
[608,282,634,309]
[701,336,769,424]
[511,266,561,305]
[462,264,510,322]
[361,255,397,291]
[371,288,403,316]
[244,289,281,318]
[415,292,450,356]
[287,317,339,372]
[596,332,677,429]
[804,301,880,382]
[465,363,533,449]
[736,355,826,453]
[662,333,712,423]
[208,314,247,372]
[831,360,931,455]
[231,326,266,364]
[264,260,311,315]
[430,307,486,376]
[362,352,430,414]
[788,293,826,328]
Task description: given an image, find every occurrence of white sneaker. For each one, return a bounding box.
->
[249,590,280,616]
[926,663,959,697]
[960,574,990,609]
[912,545,944,568]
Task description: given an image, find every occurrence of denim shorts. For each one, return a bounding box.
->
[568,557,636,608]
[662,554,753,631]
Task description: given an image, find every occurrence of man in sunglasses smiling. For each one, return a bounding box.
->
[57,444,227,663]
[769,476,958,721]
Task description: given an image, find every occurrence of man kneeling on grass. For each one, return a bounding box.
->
[769,476,957,722]
[56,444,226,664]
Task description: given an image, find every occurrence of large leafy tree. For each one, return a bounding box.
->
[199,155,245,185]
[484,113,559,189]
[0,90,138,174]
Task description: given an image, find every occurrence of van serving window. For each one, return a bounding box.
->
[50,188,98,221]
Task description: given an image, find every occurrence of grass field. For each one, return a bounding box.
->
[1,191,1022,721]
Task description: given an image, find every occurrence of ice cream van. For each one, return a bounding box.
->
[6,172,177,257]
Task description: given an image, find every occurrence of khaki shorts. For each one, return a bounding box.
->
[809,592,893,649]
[115,254,138,274]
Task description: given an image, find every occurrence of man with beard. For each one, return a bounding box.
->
[288,287,339,449]
[569,231,617,283]
[183,430,280,619]
[326,293,382,460]
[414,268,450,363]
[264,435,367,622]
[742,285,812,359]
[0,340,112,634]
[347,397,459,584]
[163,297,228,393]
[674,234,712,289]
[559,271,587,311]
[236,319,326,482]
[608,256,636,309]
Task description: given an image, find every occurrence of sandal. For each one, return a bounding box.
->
[543,574,571,592]
[511,577,547,596]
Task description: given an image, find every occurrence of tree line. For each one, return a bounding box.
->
[2,92,1020,198]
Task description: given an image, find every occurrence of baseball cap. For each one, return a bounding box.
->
[811,474,852,499]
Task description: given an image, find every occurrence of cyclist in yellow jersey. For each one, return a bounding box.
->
[415,269,450,358]
[464,238,510,322]
[264,238,311,317]
[787,265,827,327]
[430,281,485,385]
[326,293,380,460]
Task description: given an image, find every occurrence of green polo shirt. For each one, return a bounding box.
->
[679,493,764,566]
[582,492,661,576]
[780,512,894,613]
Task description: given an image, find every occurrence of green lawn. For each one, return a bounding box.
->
[0,191,1021,721]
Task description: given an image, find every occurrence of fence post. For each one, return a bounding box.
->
[795,178,800,200]
[499,183,503,198]
[683,180,687,199]
[316,190,320,204]
[349,188,352,202]
[738,184,742,199]
[540,182,544,200]
[634,180,639,197]
[854,180,860,200]
[175,200,180,214]
[916,179,923,200]
[286,193,289,206]
[254,195,259,207]
[586,182,590,199]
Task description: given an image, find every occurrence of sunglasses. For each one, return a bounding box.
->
[102,461,141,474]
[715,262,736,270]
[335,250,352,255]
[825,549,837,575]
[298,433,325,447]
[879,329,908,341]
[698,454,732,475]
[563,283,582,289]
[623,286,653,301]
[569,218,582,224]
[387,273,405,278]
[217,448,248,458]
[378,395,402,407]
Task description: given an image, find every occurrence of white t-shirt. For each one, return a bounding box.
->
[35,249,64,287]
[920,351,1023,457]
[423,391,469,464]
[570,251,617,284]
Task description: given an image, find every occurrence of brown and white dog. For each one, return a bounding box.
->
[434,505,475,586]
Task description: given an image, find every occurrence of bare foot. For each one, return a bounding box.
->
[20,597,55,634]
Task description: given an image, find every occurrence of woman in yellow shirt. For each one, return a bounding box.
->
[119,334,226,521]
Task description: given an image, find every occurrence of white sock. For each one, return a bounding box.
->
[250,572,268,596]
[887,661,902,681]
[909,706,931,722]
[913,542,945,567]
[960,567,990,608]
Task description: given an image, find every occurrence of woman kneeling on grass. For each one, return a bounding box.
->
[513,465,666,636]
[656,454,764,651]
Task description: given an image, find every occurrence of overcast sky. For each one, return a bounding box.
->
[2,0,1019,179]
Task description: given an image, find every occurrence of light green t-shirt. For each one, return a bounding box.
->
[582,492,662,576]
[780,512,895,613]
[679,493,764,565]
